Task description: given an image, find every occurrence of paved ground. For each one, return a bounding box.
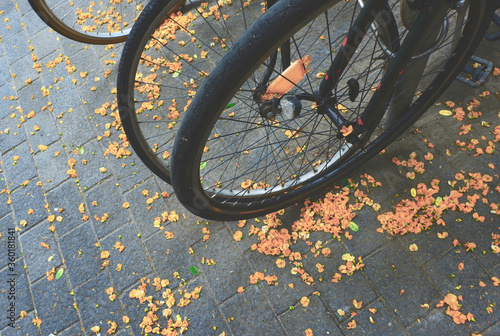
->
[0,1,499,335]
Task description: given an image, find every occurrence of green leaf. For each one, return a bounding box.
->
[340,178,350,188]
[200,161,207,170]
[172,71,180,78]
[55,268,64,280]
[226,102,236,109]
[349,221,359,232]
[80,147,85,155]
[190,266,199,275]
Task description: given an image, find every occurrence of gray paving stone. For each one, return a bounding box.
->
[0,56,10,85]
[123,178,170,239]
[121,275,227,335]
[20,220,61,282]
[364,241,441,327]
[97,47,122,84]
[0,84,19,118]
[177,276,229,334]
[77,73,114,110]
[0,180,12,220]
[192,228,252,303]
[46,180,85,236]
[0,261,33,330]
[54,322,84,336]
[144,222,197,289]
[16,0,32,16]
[25,110,60,155]
[398,227,455,267]
[245,248,314,314]
[9,53,42,89]
[16,77,48,114]
[59,223,100,287]
[74,271,124,333]
[59,36,89,58]
[408,308,469,336]
[340,300,406,336]
[100,223,154,292]
[21,10,47,37]
[99,130,137,171]
[85,178,131,239]
[67,139,111,191]
[342,206,391,258]
[224,219,260,253]
[45,78,85,112]
[70,48,104,80]
[2,141,36,188]
[483,321,500,336]
[424,248,500,333]
[29,27,61,61]
[31,275,78,335]
[1,310,41,336]
[164,190,226,246]
[280,294,342,335]
[119,278,155,336]
[219,285,285,335]
[0,0,17,16]
[108,155,150,189]
[0,115,26,154]
[446,209,500,271]
[33,140,70,192]
[302,240,378,322]
[59,105,96,148]
[38,51,75,82]
[0,9,24,42]
[11,178,47,229]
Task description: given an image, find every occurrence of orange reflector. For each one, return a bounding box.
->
[262,55,312,100]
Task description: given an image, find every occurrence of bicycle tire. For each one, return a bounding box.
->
[171,0,495,220]
[118,0,270,184]
[28,0,150,44]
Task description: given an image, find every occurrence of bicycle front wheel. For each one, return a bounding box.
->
[171,0,495,220]
[28,0,149,44]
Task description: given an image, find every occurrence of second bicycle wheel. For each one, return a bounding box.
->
[118,0,271,183]
[28,0,149,44]
[171,0,495,220]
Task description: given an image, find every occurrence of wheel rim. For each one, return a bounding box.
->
[32,0,150,44]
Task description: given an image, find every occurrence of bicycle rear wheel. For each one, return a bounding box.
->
[28,0,149,44]
[171,0,495,220]
[118,0,270,183]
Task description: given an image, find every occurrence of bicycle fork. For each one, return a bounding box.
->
[319,0,454,141]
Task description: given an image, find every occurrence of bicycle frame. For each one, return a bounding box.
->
[318,0,454,139]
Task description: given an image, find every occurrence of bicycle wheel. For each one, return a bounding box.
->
[171,0,495,220]
[28,0,149,44]
[117,0,271,183]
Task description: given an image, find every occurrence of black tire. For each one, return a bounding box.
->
[117,0,268,184]
[171,0,495,220]
[28,0,148,44]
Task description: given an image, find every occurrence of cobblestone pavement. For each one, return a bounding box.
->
[0,1,500,335]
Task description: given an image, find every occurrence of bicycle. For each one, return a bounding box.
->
[28,0,150,44]
[117,0,275,184]
[167,0,497,220]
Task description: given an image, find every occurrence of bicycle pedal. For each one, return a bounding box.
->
[455,55,493,87]
[484,8,500,41]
